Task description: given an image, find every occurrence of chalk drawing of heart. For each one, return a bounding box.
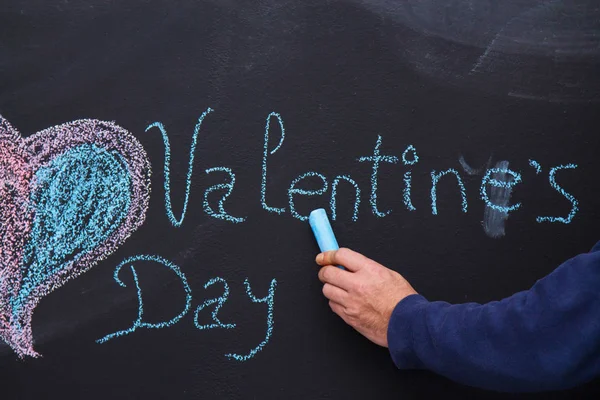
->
[0,115,151,357]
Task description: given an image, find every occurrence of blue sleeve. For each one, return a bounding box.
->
[387,242,600,392]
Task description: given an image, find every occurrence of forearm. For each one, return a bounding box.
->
[388,248,600,392]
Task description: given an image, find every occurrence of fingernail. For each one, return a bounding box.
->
[316,253,323,264]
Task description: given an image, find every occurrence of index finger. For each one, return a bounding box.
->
[316,248,373,272]
[318,266,354,291]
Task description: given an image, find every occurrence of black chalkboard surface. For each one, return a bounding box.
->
[1,1,600,398]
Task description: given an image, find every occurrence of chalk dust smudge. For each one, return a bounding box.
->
[482,160,513,238]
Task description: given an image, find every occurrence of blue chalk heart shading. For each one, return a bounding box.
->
[11,144,132,319]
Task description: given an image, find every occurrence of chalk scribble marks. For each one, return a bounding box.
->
[0,116,151,357]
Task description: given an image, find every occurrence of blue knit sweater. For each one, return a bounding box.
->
[388,242,600,392]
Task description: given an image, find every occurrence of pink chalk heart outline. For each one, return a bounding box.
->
[0,115,151,357]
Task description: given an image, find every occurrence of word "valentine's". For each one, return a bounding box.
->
[147,108,579,232]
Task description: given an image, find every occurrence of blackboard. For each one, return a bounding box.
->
[1,1,600,398]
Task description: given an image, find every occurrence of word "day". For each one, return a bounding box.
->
[147,108,580,233]
[96,255,277,362]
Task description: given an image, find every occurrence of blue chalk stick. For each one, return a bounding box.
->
[309,208,343,269]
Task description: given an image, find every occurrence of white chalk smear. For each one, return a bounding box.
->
[483,160,512,238]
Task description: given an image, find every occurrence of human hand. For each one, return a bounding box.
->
[316,248,417,347]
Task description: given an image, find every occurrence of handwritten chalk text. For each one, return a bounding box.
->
[96,255,277,362]
[146,110,581,232]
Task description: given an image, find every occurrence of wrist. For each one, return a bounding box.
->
[387,293,429,369]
